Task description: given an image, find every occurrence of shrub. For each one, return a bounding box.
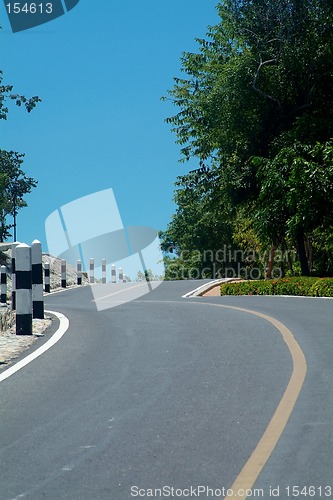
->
[309,278,333,297]
[220,277,333,297]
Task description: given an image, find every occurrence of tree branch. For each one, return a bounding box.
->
[252,57,282,108]
[250,24,284,108]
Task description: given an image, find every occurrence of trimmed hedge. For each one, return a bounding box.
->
[220,277,333,297]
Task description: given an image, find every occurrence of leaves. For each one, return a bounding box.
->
[0,70,41,120]
[0,150,38,241]
[163,0,333,277]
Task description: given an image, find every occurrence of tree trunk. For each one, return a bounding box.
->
[296,227,310,276]
[305,235,313,274]
[286,250,294,275]
[265,245,276,279]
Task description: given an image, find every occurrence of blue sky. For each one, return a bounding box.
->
[0,0,219,254]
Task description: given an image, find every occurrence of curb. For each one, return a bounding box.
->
[182,279,333,300]
[182,278,242,298]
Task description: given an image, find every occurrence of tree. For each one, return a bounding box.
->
[136,269,162,282]
[160,165,238,279]
[163,0,333,276]
[0,150,38,241]
[164,1,333,165]
[253,140,333,276]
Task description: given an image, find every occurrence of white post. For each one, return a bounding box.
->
[90,258,95,284]
[31,239,44,319]
[111,264,116,284]
[102,259,106,284]
[118,267,123,283]
[77,260,82,286]
[15,243,32,335]
[61,259,67,288]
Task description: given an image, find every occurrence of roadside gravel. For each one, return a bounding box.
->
[0,308,52,367]
[0,252,89,369]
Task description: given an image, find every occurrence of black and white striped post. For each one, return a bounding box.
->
[1,265,7,304]
[111,264,116,284]
[118,267,124,283]
[90,258,94,284]
[31,239,44,319]
[15,243,32,336]
[11,241,20,310]
[61,259,67,288]
[44,263,51,293]
[77,260,82,286]
[102,259,106,284]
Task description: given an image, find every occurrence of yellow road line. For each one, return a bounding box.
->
[203,303,307,500]
[121,297,307,497]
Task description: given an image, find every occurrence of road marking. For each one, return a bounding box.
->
[91,283,148,302]
[1,290,307,497]
[139,298,307,498]
[199,302,307,500]
[0,310,69,383]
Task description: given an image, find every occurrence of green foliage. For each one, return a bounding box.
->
[220,277,333,297]
[309,278,333,298]
[310,226,333,276]
[0,150,38,241]
[253,141,333,240]
[164,0,333,163]
[163,1,333,277]
[252,140,333,275]
[231,206,262,252]
[160,165,236,278]
[0,70,41,120]
[162,253,206,280]
[136,269,162,282]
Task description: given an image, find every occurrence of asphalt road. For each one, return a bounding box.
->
[0,281,332,500]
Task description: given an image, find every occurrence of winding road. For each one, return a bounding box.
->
[0,281,332,499]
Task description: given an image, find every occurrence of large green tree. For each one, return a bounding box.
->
[160,165,235,278]
[165,0,333,163]
[253,140,333,275]
[163,0,333,277]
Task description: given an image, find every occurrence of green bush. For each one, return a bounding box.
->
[271,277,318,296]
[219,280,272,295]
[220,277,333,297]
[309,278,333,297]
